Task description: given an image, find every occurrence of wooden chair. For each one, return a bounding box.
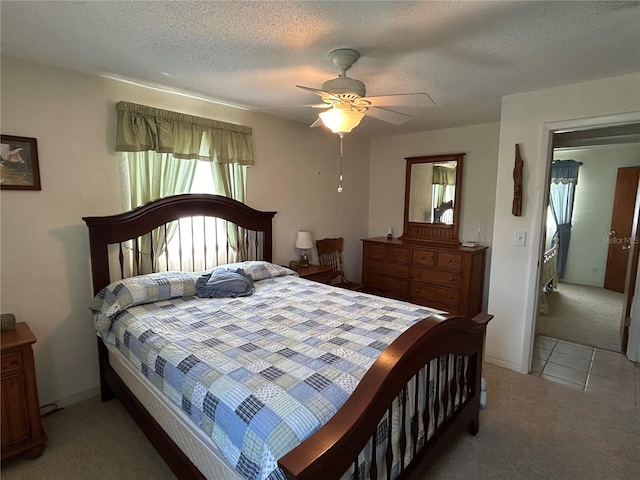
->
[316,237,364,291]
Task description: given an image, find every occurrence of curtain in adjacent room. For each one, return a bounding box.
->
[549,159,582,279]
[116,101,253,272]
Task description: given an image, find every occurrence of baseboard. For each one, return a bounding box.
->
[484,355,523,373]
[47,386,101,409]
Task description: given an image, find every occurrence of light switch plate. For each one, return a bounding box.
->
[514,231,527,246]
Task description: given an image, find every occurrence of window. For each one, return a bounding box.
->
[115,101,254,275]
[120,153,248,273]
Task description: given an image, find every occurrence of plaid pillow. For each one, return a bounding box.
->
[90,271,198,337]
[217,261,296,281]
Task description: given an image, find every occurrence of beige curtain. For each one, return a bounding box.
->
[212,163,247,261]
[115,101,254,164]
[432,166,456,185]
[121,151,197,274]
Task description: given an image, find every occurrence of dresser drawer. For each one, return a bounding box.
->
[364,242,387,259]
[388,246,409,263]
[412,249,435,267]
[1,352,22,374]
[436,252,463,271]
[412,267,461,288]
[367,260,409,279]
[366,274,408,296]
[410,284,460,306]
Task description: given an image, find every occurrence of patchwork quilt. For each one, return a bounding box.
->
[90,262,446,480]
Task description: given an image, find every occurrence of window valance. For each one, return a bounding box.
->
[551,159,582,185]
[432,166,456,186]
[115,101,254,165]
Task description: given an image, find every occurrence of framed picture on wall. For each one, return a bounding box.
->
[0,135,41,190]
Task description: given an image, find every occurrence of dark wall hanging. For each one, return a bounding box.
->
[512,143,523,216]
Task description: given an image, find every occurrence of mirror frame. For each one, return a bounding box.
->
[401,153,464,244]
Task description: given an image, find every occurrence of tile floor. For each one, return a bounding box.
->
[532,334,639,406]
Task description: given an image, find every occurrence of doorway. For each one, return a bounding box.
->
[535,125,640,353]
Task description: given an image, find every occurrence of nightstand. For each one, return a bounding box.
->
[296,264,334,284]
[1,322,46,460]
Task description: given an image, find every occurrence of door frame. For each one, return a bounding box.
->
[524,112,640,372]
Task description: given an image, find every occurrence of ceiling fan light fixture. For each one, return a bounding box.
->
[318,106,364,135]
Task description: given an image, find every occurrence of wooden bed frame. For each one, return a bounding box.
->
[83,193,491,480]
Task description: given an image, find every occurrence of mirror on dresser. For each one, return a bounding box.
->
[402,153,464,244]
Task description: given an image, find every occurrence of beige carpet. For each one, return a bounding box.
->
[536,282,624,352]
[2,363,638,480]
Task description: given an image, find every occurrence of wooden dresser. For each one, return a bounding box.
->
[362,237,487,317]
[1,322,46,460]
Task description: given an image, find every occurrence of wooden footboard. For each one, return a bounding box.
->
[279,312,491,480]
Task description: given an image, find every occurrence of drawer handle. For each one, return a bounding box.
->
[415,272,421,277]
[420,255,425,259]
[448,294,453,299]
[447,259,452,263]
[449,277,454,281]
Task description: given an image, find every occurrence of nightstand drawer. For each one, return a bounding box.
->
[1,322,46,460]
[296,265,334,284]
[412,267,461,288]
[366,260,409,279]
[1,352,22,374]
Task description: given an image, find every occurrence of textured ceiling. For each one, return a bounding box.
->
[1,1,639,137]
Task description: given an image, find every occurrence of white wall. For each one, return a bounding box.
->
[551,145,640,286]
[487,73,640,373]
[0,55,370,406]
[369,123,501,309]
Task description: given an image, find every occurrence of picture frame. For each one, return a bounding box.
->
[1,135,41,190]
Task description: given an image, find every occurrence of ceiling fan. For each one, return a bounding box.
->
[297,48,435,134]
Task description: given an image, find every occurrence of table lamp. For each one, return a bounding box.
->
[295,231,313,267]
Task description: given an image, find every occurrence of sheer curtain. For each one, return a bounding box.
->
[549,159,582,279]
[116,101,254,273]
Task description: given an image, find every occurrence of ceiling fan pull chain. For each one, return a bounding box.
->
[338,134,344,193]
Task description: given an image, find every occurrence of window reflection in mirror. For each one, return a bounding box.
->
[408,161,457,224]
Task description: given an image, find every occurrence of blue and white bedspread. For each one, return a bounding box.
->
[90,261,442,480]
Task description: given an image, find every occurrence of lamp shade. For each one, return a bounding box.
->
[295,231,314,249]
[319,105,364,135]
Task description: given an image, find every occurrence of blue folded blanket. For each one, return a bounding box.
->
[195,268,255,298]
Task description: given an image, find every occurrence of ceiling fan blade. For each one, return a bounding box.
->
[363,106,413,125]
[296,85,343,103]
[365,93,435,108]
